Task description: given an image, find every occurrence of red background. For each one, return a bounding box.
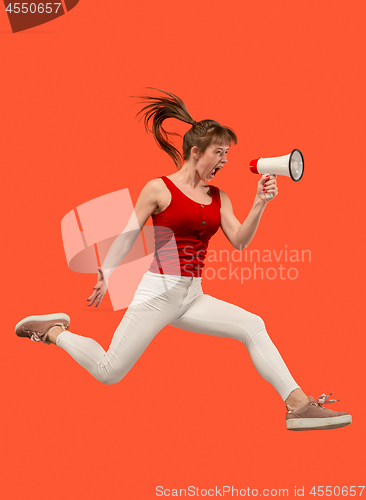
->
[1,1,365,498]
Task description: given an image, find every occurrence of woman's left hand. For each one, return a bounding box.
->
[87,267,108,308]
[256,174,278,203]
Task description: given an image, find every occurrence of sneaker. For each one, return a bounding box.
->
[286,393,352,430]
[15,313,70,345]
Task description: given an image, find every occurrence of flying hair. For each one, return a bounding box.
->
[135,88,238,169]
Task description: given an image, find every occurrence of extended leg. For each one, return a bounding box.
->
[171,293,300,401]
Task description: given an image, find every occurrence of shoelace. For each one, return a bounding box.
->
[23,329,43,342]
[287,392,340,412]
[30,331,42,342]
[25,324,68,343]
[316,393,340,406]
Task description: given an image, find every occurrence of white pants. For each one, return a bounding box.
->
[57,271,299,400]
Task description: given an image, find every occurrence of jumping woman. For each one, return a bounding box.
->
[15,89,351,431]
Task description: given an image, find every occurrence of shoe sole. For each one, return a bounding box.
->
[286,415,352,431]
[15,313,71,337]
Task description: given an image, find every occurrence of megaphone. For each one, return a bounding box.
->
[249,149,304,199]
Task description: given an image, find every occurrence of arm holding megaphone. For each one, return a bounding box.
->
[220,150,303,249]
[220,178,277,250]
[256,174,278,202]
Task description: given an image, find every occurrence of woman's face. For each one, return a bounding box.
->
[195,143,230,183]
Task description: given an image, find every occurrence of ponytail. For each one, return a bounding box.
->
[135,88,237,169]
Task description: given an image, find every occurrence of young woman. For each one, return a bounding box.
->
[15,89,351,431]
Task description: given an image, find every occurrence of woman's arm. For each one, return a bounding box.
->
[220,174,278,250]
[87,179,164,307]
[99,179,164,279]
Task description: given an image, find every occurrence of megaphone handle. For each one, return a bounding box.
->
[264,173,274,200]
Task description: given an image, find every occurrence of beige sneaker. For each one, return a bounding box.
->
[15,313,70,345]
[286,393,352,430]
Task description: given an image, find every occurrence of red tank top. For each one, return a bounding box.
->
[149,176,221,277]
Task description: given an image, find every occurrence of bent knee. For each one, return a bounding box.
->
[97,372,124,386]
[246,313,266,333]
[237,313,267,345]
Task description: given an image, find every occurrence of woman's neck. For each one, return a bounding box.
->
[169,159,204,188]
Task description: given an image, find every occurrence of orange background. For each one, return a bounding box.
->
[1,1,365,498]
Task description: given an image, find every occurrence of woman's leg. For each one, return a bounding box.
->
[171,292,301,402]
[53,273,189,384]
[55,305,170,385]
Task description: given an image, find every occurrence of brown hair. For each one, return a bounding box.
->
[135,88,238,169]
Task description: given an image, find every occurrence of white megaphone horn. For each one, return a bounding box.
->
[249,149,304,199]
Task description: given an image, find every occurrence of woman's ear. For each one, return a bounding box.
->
[191,146,201,159]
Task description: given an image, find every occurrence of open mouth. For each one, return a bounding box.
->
[210,166,223,178]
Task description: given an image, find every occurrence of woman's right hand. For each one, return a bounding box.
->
[87,267,108,308]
